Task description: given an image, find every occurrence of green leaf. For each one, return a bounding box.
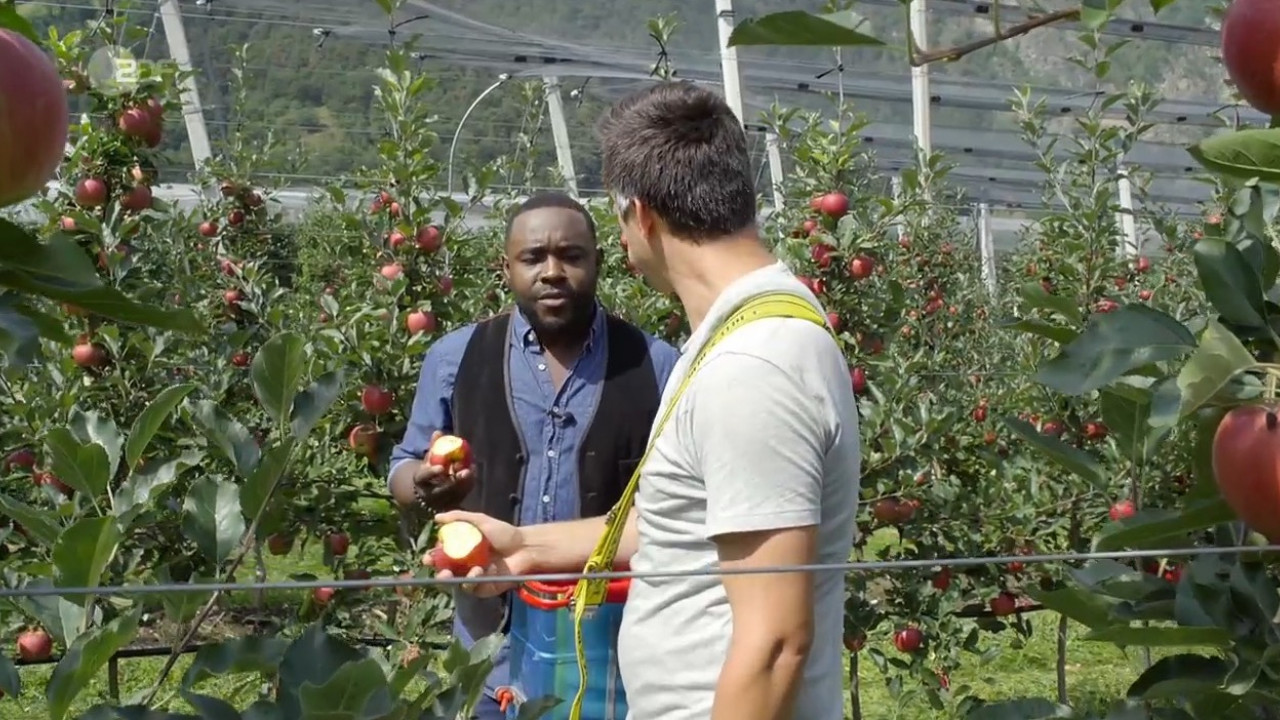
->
[1174,319,1257,419]
[1018,281,1081,324]
[154,568,214,625]
[1127,654,1229,701]
[515,696,564,720]
[126,384,196,470]
[1025,584,1117,629]
[1000,317,1078,345]
[1149,0,1176,12]
[241,439,295,525]
[1002,417,1104,485]
[0,494,62,547]
[1084,625,1231,648]
[0,263,202,334]
[181,478,246,565]
[967,699,1072,720]
[290,369,345,439]
[0,653,19,698]
[1034,305,1196,396]
[45,427,111,498]
[1187,128,1280,185]
[1080,0,1122,28]
[46,610,141,720]
[0,294,50,367]
[277,624,366,720]
[727,10,883,47]
[52,516,122,601]
[69,410,123,482]
[1192,239,1268,328]
[115,454,194,527]
[1094,498,1236,552]
[1100,388,1171,463]
[181,635,289,689]
[190,400,261,477]
[0,1,41,44]
[251,332,307,426]
[298,658,393,719]
[179,692,243,720]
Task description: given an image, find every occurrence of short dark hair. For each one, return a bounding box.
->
[504,191,596,242]
[597,81,757,242]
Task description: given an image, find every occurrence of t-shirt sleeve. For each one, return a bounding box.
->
[689,351,830,540]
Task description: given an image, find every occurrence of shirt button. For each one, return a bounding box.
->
[542,495,551,503]
[546,449,556,458]
[538,363,547,371]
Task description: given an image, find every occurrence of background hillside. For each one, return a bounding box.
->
[21,0,1229,192]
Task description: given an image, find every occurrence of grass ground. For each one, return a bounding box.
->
[0,528,1150,719]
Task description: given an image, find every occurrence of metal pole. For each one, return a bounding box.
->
[765,131,785,211]
[446,74,509,196]
[715,0,746,124]
[1116,165,1139,258]
[156,0,212,169]
[978,202,998,296]
[542,76,579,198]
[909,0,932,156]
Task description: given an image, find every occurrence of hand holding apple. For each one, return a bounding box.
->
[412,431,476,511]
[423,510,530,598]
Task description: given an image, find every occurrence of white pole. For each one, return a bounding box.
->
[764,130,785,211]
[978,202,998,296]
[543,76,579,198]
[157,0,212,170]
[891,175,904,238]
[909,0,932,156]
[1116,165,1139,258]
[715,0,746,123]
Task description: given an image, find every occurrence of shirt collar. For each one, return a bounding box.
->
[510,298,606,353]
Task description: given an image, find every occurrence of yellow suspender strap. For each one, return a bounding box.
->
[565,291,831,720]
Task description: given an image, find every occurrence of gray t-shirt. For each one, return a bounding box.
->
[617,261,861,720]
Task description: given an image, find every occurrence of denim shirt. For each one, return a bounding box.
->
[388,302,680,698]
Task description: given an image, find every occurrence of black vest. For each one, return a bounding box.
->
[448,310,662,640]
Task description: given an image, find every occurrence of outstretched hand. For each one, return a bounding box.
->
[424,510,535,598]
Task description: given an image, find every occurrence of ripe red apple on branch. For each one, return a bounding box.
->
[1212,404,1280,541]
[16,628,52,662]
[426,520,491,575]
[1220,0,1280,115]
[0,29,68,208]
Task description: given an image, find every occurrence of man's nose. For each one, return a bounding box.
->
[540,257,566,281]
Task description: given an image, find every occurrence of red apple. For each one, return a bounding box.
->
[328,532,350,556]
[816,191,849,219]
[379,263,403,281]
[231,351,251,368]
[75,177,108,207]
[427,520,491,575]
[35,470,72,495]
[1138,289,1153,301]
[990,592,1017,617]
[313,586,335,605]
[199,220,219,237]
[120,184,152,212]
[348,424,379,456]
[427,434,473,473]
[826,312,841,333]
[438,276,454,295]
[223,289,243,306]
[361,385,395,415]
[1220,0,1280,115]
[405,310,436,335]
[0,29,69,208]
[117,106,152,139]
[843,633,866,653]
[228,209,245,226]
[1109,499,1136,521]
[388,231,407,249]
[71,341,105,368]
[266,533,293,556]
[849,254,874,280]
[16,629,52,661]
[850,366,867,394]
[416,225,442,253]
[3,448,36,473]
[892,626,923,653]
[931,567,952,591]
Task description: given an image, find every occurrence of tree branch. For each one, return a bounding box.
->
[910,8,1081,66]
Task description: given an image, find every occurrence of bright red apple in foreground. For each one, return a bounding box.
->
[361,385,395,415]
[17,628,52,661]
[427,434,473,473]
[0,30,68,208]
[1220,0,1280,115]
[816,191,849,219]
[427,521,491,575]
[1212,404,1280,541]
[892,626,923,653]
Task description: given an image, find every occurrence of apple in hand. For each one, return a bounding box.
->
[427,521,491,575]
[427,434,472,473]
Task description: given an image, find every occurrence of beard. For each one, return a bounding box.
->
[514,289,598,345]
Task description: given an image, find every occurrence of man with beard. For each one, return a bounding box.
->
[388,190,680,720]
[432,83,860,720]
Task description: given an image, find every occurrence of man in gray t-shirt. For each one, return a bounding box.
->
[432,81,861,720]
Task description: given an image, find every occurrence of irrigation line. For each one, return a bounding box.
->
[4,544,1276,599]
[11,637,400,668]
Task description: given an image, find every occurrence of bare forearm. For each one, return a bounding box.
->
[522,509,638,573]
[711,637,809,720]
